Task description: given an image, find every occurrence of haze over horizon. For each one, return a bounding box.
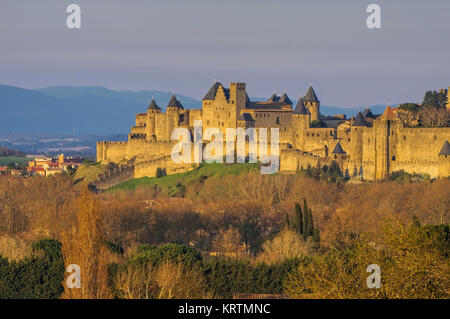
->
[1,0,449,107]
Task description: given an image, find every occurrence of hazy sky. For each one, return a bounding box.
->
[1,0,449,106]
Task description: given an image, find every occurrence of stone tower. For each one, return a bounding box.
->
[350,112,369,160]
[165,94,184,140]
[146,98,161,141]
[303,86,320,122]
[230,82,247,123]
[373,106,400,179]
[291,98,310,150]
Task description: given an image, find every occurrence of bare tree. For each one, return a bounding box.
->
[418,107,448,127]
[257,228,314,264]
[155,261,211,299]
[115,264,156,299]
[212,227,244,258]
[61,188,112,299]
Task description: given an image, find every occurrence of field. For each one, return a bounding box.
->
[108,162,259,195]
[0,156,31,166]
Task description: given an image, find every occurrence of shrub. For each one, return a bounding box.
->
[0,239,65,299]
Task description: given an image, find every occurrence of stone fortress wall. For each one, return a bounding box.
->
[97,82,450,182]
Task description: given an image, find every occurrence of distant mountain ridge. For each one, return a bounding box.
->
[36,86,201,108]
[0,85,201,135]
[0,84,392,135]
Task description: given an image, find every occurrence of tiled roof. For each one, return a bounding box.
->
[363,107,375,118]
[246,102,291,110]
[238,113,254,122]
[380,106,397,120]
[268,93,280,102]
[202,82,229,101]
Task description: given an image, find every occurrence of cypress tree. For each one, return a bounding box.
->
[294,202,303,235]
[285,212,291,228]
[298,204,303,235]
[302,199,309,240]
[307,209,313,237]
[312,228,320,243]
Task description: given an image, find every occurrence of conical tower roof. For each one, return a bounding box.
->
[167,94,183,109]
[279,92,292,105]
[293,99,308,114]
[352,112,368,127]
[147,98,161,110]
[303,86,319,103]
[439,141,450,156]
[332,142,346,155]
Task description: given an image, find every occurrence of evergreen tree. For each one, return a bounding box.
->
[307,209,313,237]
[293,203,303,235]
[302,199,309,240]
[312,228,320,243]
[285,212,291,228]
[422,90,446,108]
[422,91,433,107]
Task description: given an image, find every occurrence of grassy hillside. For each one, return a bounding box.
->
[108,162,259,196]
[72,162,106,187]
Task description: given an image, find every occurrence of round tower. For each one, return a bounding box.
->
[350,112,368,163]
[164,94,184,141]
[146,98,161,141]
[303,86,320,122]
[291,98,310,150]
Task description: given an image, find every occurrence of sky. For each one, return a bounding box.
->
[0,0,449,107]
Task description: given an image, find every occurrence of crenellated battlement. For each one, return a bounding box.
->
[97,82,450,181]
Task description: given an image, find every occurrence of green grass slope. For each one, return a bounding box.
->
[108,162,259,196]
[72,162,106,187]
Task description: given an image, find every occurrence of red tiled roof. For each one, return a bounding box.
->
[380,106,397,120]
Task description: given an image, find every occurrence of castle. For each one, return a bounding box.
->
[96,82,450,186]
